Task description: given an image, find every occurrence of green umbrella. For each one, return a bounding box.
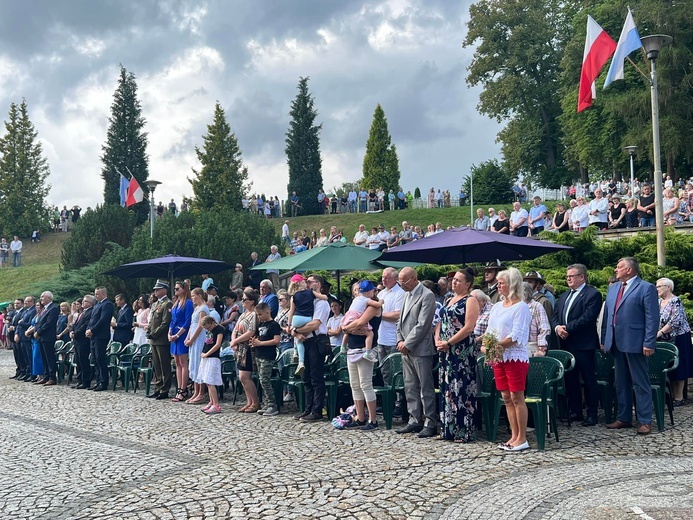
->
[251,242,419,294]
[0,301,11,310]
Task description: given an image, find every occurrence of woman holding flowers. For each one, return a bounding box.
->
[484,267,531,452]
[434,267,480,442]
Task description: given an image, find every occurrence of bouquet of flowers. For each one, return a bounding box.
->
[482,331,503,365]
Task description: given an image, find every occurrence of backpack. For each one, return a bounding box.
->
[331,404,359,429]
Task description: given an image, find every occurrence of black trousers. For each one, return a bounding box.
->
[19,340,32,376]
[302,335,327,415]
[75,340,92,385]
[91,337,109,388]
[565,348,599,418]
[513,226,528,237]
[40,340,57,380]
[11,339,22,375]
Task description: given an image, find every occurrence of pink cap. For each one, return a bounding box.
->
[290,274,305,283]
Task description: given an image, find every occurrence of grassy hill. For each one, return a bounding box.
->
[0,232,69,301]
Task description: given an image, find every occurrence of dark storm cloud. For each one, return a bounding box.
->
[0,0,502,207]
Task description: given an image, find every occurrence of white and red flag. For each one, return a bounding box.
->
[126,177,144,207]
[577,15,617,112]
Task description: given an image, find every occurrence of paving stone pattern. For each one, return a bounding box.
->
[0,350,691,519]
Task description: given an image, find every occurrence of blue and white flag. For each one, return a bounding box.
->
[118,170,129,207]
[603,9,642,89]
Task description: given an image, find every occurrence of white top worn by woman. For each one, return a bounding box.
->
[486,301,531,363]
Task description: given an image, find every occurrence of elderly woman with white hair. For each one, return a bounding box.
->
[522,282,551,357]
[656,277,693,406]
[483,267,531,452]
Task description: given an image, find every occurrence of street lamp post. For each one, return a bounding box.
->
[143,179,162,239]
[641,34,673,268]
[624,145,637,197]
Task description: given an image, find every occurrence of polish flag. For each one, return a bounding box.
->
[126,177,144,207]
[577,16,617,112]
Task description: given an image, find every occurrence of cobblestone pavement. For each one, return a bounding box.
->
[0,350,691,520]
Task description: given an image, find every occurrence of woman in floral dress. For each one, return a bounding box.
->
[434,267,480,442]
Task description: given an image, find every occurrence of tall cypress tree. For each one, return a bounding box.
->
[0,100,51,236]
[362,104,400,197]
[189,102,250,211]
[101,65,149,223]
[285,77,324,215]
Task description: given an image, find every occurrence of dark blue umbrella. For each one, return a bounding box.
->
[102,254,233,288]
[377,227,572,265]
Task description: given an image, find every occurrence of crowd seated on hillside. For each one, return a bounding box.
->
[6,256,691,448]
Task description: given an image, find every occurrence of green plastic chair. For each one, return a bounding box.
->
[595,350,616,424]
[134,348,154,396]
[56,341,74,384]
[546,349,575,425]
[271,348,295,411]
[491,357,563,451]
[476,356,499,441]
[106,342,124,386]
[325,354,349,419]
[220,354,237,402]
[649,343,679,431]
[373,352,402,430]
[112,343,140,391]
[53,340,65,357]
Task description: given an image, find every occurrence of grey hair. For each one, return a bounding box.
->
[567,263,588,280]
[618,257,640,275]
[471,289,490,305]
[522,282,534,303]
[41,291,54,301]
[657,277,674,291]
[497,267,523,302]
[82,294,96,304]
[260,279,274,291]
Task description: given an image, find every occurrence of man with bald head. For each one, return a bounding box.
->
[396,267,437,438]
[34,291,59,385]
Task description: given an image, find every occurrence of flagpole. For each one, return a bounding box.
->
[641,34,672,268]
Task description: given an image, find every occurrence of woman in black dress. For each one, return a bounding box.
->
[624,198,639,228]
[552,203,570,232]
[492,210,510,234]
[608,195,626,228]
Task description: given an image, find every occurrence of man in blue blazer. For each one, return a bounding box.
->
[112,294,134,345]
[552,263,602,426]
[86,286,115,391]
[70,295,95,389]
[15,296,35,381]
[34,291,59,385]
[600,257,658,435]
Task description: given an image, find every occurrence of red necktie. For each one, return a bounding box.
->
[612,282,627,325]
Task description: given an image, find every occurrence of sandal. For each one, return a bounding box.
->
[243,405,260,413]
[171,390,185,402]
[238,404,250,412]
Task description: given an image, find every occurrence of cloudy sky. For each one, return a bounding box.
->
[0,0,502,209]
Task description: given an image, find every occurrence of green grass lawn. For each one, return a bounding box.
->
[0,232,69,301]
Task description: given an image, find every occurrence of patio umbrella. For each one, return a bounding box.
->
[377,227,572,265]
[250,242,417,294]
[102,254,234,288]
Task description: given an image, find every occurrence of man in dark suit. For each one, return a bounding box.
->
[601,257,658,435]
[395,267,438,438]
[70,294,95,389]
[248,252,263,289]
[15,297,35,381]
[34,291,60,385]
[86,286,115,391]
[551,263,602,426]
[112,294,134,345]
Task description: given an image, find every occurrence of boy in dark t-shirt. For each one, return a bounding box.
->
[251,303,281,416]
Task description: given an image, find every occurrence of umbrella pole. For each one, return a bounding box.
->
[336,271,341,300]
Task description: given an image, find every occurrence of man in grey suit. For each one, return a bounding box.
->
[395,267,438,438]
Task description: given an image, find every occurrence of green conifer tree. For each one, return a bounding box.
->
[101,65,149,223]
[285,77,324,215]
[189,102,250,211]
[0,100,51,236]
[362,104,400,198]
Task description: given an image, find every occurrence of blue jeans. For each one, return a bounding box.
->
[640,217,655,227]
[359,200,366,213]
[349,200,356,213]
[12,251,20,267]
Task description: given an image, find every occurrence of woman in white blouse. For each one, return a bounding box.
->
[570,196,589,232]
[484,267,531,452]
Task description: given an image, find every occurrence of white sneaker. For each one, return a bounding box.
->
[362,350,377,363]
[283,393,294,403]
[263,406,279,416]
[256,407,269,415]
[295,363,305,376]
